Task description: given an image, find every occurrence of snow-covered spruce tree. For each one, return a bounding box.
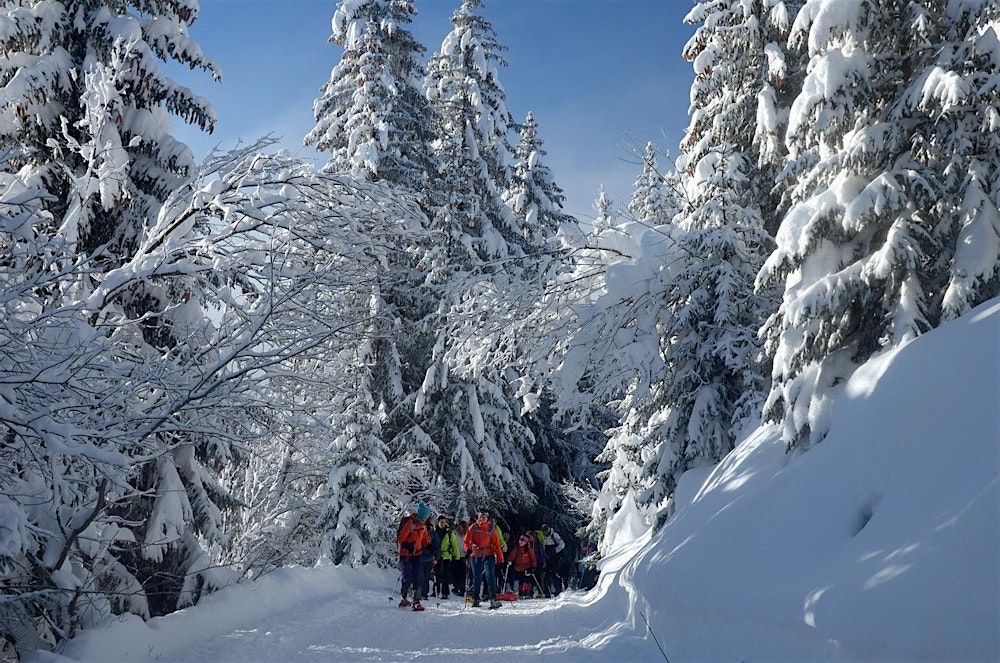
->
[627,142,677,224]
[398,0,542,517]
[501,113,609,515]
[757,0,997,448]
[593,186,616,233]
[914,0,999,320]
[304,0,439,521]
[530,181,684,547]
[316,335,400,567]
[682,0,799,235]
[625,0,795,508]
[637,149,773,509]
[505,112,576,259]
[427,0,515,179]
[305,0,436,190]
[0,0,217,264]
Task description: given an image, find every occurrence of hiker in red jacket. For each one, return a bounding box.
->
[506,533,538,597]
[397,502,432,611]
[463,510,504,609]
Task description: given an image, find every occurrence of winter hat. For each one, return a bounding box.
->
[415,501,431,521]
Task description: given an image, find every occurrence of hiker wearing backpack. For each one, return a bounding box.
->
[397,502,432,611]
[507,533,538,598]
[463,510,504,609]
[434,516,460,599]
[542,523,566,595]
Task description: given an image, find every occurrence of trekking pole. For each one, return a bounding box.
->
[528,572,545,597]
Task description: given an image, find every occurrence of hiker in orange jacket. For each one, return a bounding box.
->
[397,502,432,611]
[463,510,503,608]
[506,533,538,596]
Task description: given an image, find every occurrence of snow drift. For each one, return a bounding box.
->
[624,298,1000,661]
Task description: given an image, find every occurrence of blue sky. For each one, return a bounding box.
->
[172,0,696,220]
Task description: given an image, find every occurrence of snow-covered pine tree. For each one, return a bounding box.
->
[0,0,217,264]
[317,334,400,567]
[911,0,999,320]
[758,0,976,448]
[399,0,543,517]
[627,142,675,225]
[505,112,576,262]
[626,0,794,508]
[306,0,436,190]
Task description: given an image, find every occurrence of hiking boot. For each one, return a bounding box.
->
[488,600,502,610]
[472,599,481,607]
[441,593,450,599]
[398,598,411,608]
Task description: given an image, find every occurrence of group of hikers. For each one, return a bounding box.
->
[396,502,590,612]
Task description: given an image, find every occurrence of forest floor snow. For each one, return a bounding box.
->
[36,539,660,663]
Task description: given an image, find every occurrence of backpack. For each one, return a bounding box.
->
[397,515,419,556]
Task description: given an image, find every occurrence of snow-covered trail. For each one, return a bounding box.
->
[157,585,647,663]
[42,533,658,663]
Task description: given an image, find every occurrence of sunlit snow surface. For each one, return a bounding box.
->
[37,300,999,663]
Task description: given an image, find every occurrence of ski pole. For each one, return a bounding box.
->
[528,572,545,597]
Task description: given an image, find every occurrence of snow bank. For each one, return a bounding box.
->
[33,565,393,663]
[625,298,1000,661]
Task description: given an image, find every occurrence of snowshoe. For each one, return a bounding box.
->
[488,600,502,610]
[399,598,412,608]
[412,602,425,612]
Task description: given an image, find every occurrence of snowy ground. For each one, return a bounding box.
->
[36,534,660,663]
[36,300,1000,663]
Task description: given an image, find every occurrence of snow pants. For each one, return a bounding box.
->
[434,560,452,597]
[545,551,563,595]
[420,558,433,598]
[454,557,468,596]
[400,555,422,600]
[507,568,529,592]
[470,555,496,603]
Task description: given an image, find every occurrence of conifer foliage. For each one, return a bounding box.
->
[0,0,218,262]
[317,335,399,567]
[631,0,792,507]
[760,0,999,447]
[306,0,435,188]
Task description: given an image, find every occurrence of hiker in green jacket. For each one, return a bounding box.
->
[433,516,461,599]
